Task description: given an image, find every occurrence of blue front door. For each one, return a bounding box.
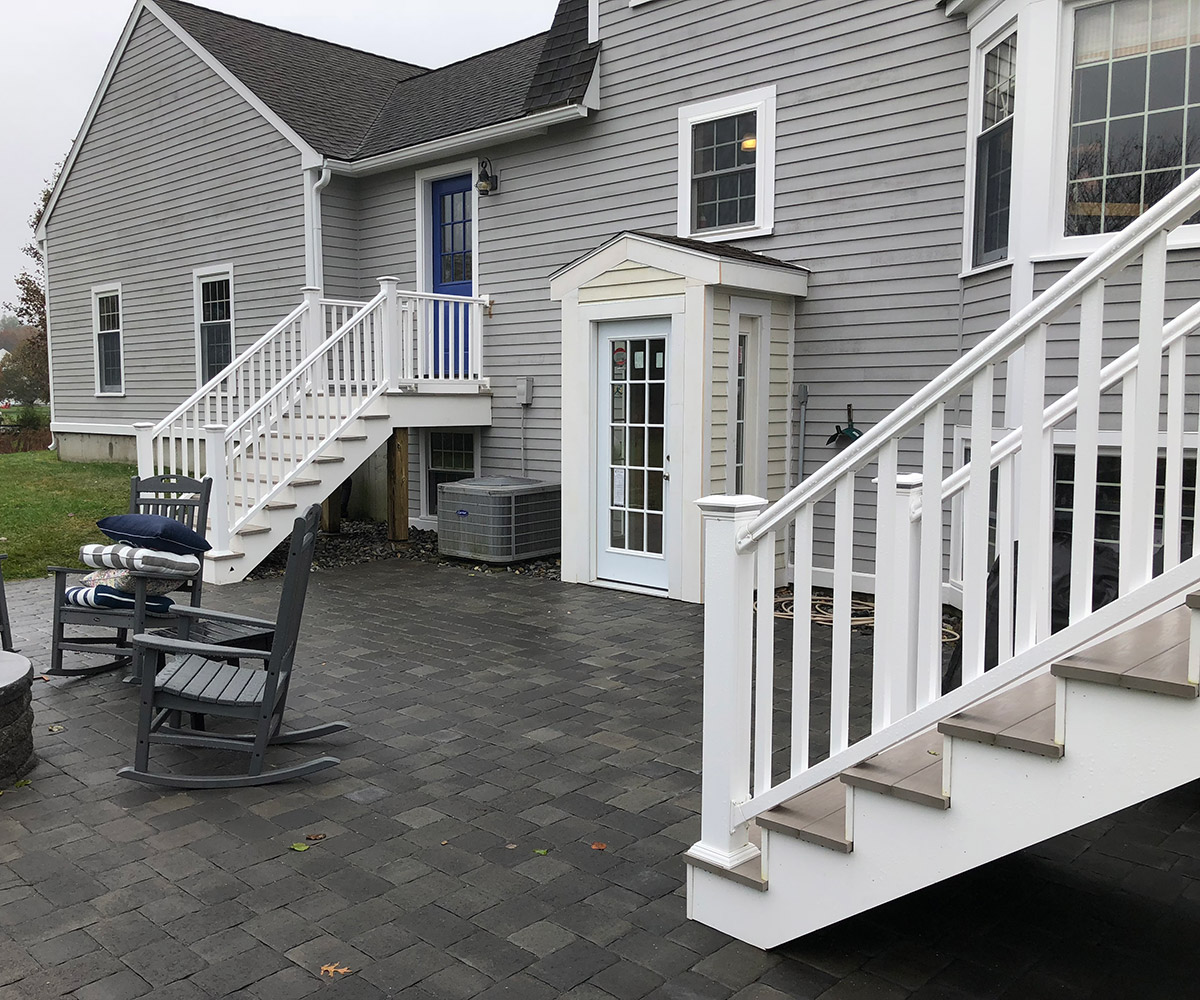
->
[431,175,472,376]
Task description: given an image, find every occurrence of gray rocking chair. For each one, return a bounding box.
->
[48,475,211,677]
[118,505,348,788]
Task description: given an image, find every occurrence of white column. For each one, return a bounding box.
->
[133,422,154,479]
[204,424,230,552]
[377,276,401,390]
[690,494,767,870]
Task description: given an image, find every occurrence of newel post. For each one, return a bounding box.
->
[133,422,154,479]
[377,276,401,389]
[689,494,768,872]
[204,424,230,552]
[301,286,322,358]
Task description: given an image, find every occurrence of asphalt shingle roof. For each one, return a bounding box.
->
[154,0,427,160]
[355,34,552,160]
[152,0,600,162]
[628,231,811,272]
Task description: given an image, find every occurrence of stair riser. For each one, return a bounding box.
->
[691,678,1200,948]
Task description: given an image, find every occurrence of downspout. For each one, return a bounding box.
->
[311,165,332,292]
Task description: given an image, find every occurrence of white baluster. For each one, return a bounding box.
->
[1124,230,1168,591]
[691,495,766,872]
[917,405,945,707]
[791,504,813,775]
[872,440,898,731]
[754,529,776,796]
[1071,282,1105,621]
[962,364,994,684]
[831,473,854,755]
[1163,335,1185,571]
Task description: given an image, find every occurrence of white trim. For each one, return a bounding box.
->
[676,85,777,242]
[588,0,599,42]
[193,264,235,388]
[327,105,590,178]
[419,427,482,521]
[43,236,57,430]
[38,0,320,241]
[727,296,772,498]
[91,282,125,397]
[51,421,136,437]
[414,160,480,297]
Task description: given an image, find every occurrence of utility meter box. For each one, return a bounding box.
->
[437,477,561,563]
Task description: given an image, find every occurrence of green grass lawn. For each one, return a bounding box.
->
[0,451,136,579]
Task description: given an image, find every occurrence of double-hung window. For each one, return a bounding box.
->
[92,285,123,395]
[195,270,233,384]
[678,86,777,240]
[425,430,477,517]
[975,33,1018,265]
[1066,0,1198,235]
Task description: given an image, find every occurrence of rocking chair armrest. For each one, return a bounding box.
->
[130,633,271,662]
[47,565,85,576]
[170,605,276,629]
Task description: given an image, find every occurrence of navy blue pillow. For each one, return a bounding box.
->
[97,513,211,556]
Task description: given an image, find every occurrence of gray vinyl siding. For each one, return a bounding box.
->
[45,9,305,426]
[321,176,361,301]
[346,0,974,543]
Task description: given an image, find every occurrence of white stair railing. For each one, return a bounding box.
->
[693,170,1200,870]
[202,278,490,549]
[135,289,366,480]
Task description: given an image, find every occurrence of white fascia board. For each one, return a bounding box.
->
[715,260,809,299]
[326,104,590,177]
[38,0,322,242]
[145,1,322,168]
[944,0,1005,17]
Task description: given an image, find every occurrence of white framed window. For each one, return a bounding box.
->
[194,266,234,385]
[677,86,777,242]
[726,297,771,496]
[91,283,124,396]
[974,32,1018,266]
[421,428,480,519]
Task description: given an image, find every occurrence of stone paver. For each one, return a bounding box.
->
[1,558,1199,998]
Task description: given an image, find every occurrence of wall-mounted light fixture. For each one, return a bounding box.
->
[476,158,499,195]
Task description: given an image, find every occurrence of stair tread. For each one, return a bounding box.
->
[759,779,850,853]
[939,673,1062,757]
[841,730,948,809]
[1052,605,1195,698]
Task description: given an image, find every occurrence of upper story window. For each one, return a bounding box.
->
[196,270,233,384]
[1066,0,1198,235]
[677,86,776,242]
[975,33,1018,265]
[92,285,123,395]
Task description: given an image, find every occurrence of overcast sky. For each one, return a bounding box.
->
[0,0,558,317]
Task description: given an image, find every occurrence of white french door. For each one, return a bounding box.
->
[596,319,670,590]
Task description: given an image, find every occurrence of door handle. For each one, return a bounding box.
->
[663,472,670,481]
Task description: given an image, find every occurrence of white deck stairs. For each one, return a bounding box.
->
[687,172,1200,948]
[135,280,491,583]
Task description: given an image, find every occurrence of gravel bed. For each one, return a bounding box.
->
[246,520,561,582]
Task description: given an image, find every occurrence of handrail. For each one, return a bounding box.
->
[739,167,1200,549]
[225,292,384,442]
[151,301,307,436]
[917,297,1200,516]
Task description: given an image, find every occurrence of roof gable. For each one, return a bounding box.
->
[153,0,427,160]
[525,0,599,113]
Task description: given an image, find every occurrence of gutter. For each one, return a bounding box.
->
[327,104,590,177]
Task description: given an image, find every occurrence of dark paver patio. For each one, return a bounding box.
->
[2,557,1200,999]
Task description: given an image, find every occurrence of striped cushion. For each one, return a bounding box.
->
[79,544,199,578]
[63,585,175,615]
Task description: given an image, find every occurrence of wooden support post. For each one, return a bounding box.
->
[321,495,342,535]
[387,427,410,542]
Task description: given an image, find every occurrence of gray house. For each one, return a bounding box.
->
[40,0,1200,598]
